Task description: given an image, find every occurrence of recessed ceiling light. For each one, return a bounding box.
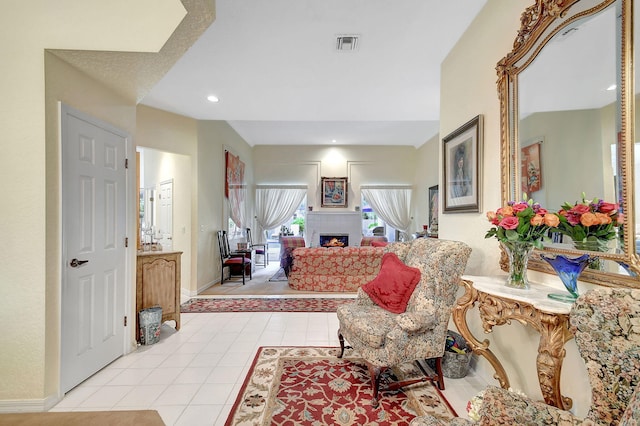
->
[207,95,219,103]
[606,84,617,91]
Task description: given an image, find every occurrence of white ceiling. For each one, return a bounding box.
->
[141,1,488,147]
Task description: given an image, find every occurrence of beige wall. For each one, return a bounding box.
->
[413,134,440,230]
[197,121,254,292]
[441,0,592,415]
[136,106,199,296]
[137,114,256,295]
[253,144,421,221]
[1,0,189,408]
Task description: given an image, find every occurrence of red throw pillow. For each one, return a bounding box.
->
[361,252,421,314]
[371,240,388,247]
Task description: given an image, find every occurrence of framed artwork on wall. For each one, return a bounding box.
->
[225,151,245,199]
[443,115,483,213]
[321,177,348,207]
[428,185,439,234]
[225,150,246,228]
[521,140,543,194]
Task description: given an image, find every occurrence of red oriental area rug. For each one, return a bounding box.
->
[225,346,457,426]
[180,298,354,313]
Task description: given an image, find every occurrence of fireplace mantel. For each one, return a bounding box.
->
[305,212,362,247]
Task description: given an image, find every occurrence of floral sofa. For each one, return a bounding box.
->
[287,246,385,292]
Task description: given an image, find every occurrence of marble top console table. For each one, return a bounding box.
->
[453,275,574,409]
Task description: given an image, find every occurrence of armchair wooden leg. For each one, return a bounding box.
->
[338,331,345,358]
[367,364,385,408]
[433,357,445,390]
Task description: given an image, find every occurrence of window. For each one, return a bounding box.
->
[266,198,307,238]
[361,197,396,241]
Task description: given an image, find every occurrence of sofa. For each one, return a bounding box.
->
[288,246,385,292]
[359,236,388,246]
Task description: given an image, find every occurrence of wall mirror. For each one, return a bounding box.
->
[497,0,639,287]
[137,147,177,252]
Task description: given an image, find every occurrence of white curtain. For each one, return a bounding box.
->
[255,186,307,238]
[228,184,247,228]
[361,186,413,241]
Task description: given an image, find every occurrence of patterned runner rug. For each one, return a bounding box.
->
[181,298,354,313]
[225,346,457,425]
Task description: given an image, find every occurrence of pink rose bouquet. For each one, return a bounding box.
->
[485,195,559,249]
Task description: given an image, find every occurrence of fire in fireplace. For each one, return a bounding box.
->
[320,233,349,247]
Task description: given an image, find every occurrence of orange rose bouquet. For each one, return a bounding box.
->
[485,196,559,249]
[556,193,621,247]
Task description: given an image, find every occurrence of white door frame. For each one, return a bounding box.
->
[157,179,174,250]
[59,103,134,394]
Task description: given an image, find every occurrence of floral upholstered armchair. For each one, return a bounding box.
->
[337,238,472,407]
[410,288,640,426]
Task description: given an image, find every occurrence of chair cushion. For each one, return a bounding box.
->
[337,303,397,349]
[361,252,421,314]
[224,258,247,265]
[371,240,388,247]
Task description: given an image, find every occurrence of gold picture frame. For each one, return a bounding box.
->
[321,177,348,208]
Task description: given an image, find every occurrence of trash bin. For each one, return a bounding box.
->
[442,330,472,378]
[139,306,162,345]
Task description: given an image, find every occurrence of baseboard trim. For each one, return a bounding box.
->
[0,394,61,413]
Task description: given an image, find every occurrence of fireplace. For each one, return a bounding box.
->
[306,212,361,247]
[320,233,349,247]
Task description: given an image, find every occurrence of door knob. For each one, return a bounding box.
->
[70,258,89,268]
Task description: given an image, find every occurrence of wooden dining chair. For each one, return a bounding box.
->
[246,227,268,267]
[217,230,252,285]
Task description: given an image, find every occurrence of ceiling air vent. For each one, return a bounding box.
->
[336,35,359,51]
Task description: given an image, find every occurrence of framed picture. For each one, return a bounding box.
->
[521,140,542,194]
[225,151,245,199]
[321,177,348,207]
[428,185,439,232]
[443,115,483,213]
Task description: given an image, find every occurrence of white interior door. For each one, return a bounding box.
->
[61,106,128,393]
[157,180,173,251]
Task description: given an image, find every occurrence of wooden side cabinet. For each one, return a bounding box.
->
[136,251,182,340]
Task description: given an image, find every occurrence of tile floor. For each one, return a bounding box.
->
[50,264,488,425]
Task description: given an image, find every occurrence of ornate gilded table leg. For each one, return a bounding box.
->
[453,278,573,408]
[536,312,573,410]
[452,279,510,389]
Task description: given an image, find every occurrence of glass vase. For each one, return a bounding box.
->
[573,239,608,270]
[541,253,591,303]
[501,241,535,290]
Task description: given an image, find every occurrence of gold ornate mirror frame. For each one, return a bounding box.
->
[497,0,639,287]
